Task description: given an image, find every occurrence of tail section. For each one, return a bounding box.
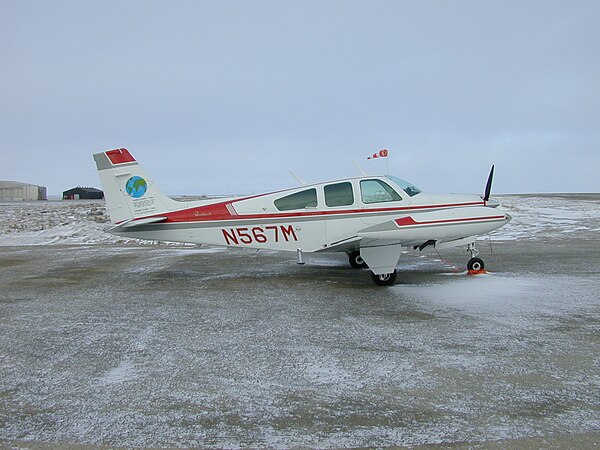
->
[93,148,181,224]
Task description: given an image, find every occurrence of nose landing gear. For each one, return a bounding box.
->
[466,243,487,274]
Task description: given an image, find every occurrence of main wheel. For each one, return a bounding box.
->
[370,269,397,286]
[349,251,368,269]
[467,257,485,271]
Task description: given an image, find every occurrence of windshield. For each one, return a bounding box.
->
[385,175,422,197]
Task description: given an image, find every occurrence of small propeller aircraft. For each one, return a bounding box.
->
[93,148,511,285]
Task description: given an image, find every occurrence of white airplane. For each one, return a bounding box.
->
[93,148,511,285]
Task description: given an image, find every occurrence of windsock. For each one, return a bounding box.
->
[367,149,389,159]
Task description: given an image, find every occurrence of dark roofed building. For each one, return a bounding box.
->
[63,187,104,200]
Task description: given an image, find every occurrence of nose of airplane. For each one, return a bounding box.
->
[485,198,501,208]
[504,212,512,222]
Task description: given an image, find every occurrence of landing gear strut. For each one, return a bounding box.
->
[371,270,397,286]
[348,251,368,269]
[466,243,485,272]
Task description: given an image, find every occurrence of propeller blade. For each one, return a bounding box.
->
[483,165,495,202]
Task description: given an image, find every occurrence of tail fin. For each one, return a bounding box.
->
[93,148,181,224]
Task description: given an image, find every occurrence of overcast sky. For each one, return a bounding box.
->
[2,0,599,196]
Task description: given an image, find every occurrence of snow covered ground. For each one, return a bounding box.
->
[0,195,599,448]
[1,194,599,246]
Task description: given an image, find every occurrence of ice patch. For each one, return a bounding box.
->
[394,274,597,330]
[101,359,136,384]
[400,275,539,306]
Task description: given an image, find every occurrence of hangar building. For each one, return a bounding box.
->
[63,187,104,200]
[0,181,47,201]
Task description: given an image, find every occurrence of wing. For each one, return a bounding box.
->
[353,207,510,274]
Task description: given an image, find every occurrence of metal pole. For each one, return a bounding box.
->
[296,248,305,265]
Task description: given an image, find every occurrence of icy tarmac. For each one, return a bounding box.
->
[1,195,599,448]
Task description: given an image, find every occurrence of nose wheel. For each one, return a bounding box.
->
[467,257,485,272]
[466,243,486,274]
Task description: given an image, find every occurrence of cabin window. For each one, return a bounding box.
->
[274,188,318,211]
[360,179,403,204]
[324,182,354,207]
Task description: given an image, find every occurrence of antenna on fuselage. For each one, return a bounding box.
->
[352,160,368,176]
[289,171,307,186]
[225,186,238,198]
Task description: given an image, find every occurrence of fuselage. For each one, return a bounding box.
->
[110,175,510,253]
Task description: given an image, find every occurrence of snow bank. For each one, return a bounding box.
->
[493,194,600,240]
[0,200,157,246]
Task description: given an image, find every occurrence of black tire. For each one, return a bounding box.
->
[370,269,397,286]
[349,251,368,269]
[467,257,485,271]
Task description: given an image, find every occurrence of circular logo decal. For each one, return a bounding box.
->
[125,176,148,198]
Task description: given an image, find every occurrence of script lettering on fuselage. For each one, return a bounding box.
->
[222,225,298,245]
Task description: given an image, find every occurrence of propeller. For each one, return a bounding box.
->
[483,165,495,202]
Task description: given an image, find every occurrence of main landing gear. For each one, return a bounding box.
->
[466,243,486,274]
[348,251,396,286]
[348,251,368,269]
[370,270,397,286]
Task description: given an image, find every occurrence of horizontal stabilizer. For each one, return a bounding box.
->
[121,216,168,228]
[107,216,168,233]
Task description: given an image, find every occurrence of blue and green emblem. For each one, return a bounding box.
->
[125,176,148,198]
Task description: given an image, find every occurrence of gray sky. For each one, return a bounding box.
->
[2,0,599,196]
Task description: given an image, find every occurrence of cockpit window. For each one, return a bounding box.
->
[360,179,403,204]
[385,175,422,197]
[274,188,318,211]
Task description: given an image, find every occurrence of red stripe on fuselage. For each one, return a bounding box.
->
[395,215,506,227]
[145,200,486,223]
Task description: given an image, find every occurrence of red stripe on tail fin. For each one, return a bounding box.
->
[106,148,136,165]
